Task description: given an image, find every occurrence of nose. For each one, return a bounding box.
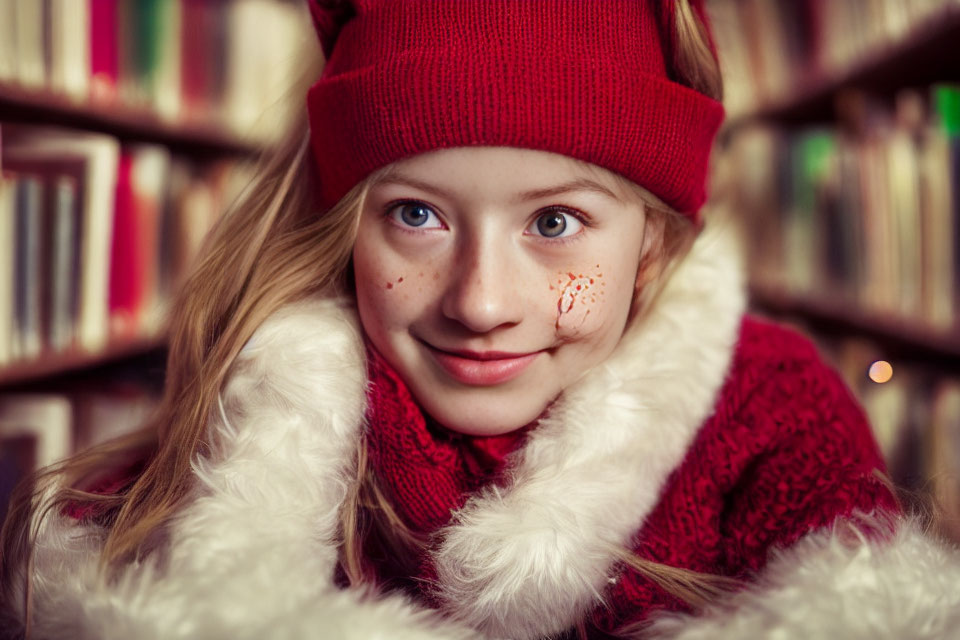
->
[441,233,522,333]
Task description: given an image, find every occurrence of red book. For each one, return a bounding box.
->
[181,0,212,120]
[108,146,169,338]
[108,151,141,337]
[90,0,119,102]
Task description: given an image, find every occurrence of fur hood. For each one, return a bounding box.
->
[9,218,960,640]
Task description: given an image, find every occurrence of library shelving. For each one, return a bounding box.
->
[721,4,960,133]
[0,0,313,519]
[0,334,167,389]
[0,82,259,158]
[708,0,960,536]
[749,283,960,371]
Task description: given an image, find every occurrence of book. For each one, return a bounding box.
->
[12,0,46,90]
[3,128,120,354]
[0,174,15,365]
[48,175,81,352]
[0,394,73,524]
[89,0,120,102]
[0,393,72,466]
[47,0,91,100]
[109,144,171,339]
[12,175,44,361]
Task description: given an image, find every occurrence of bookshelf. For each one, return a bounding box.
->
[0,0,313,520]
[0,0,308,385]
[722,4,960,133]
[0,83,260,157]
[709,0,960,536]
[0,335,166,389]
[749,283,960,371]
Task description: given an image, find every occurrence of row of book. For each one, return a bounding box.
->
[0,383,158,524]
[0,0,309,140]
[0,124,250,367]
[728,84,960,331]
[707,0,960,117]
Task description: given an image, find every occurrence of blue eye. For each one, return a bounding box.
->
[387,201,444,229]
[527,209,584,239]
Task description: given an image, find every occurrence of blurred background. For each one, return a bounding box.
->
[0,0,958,541]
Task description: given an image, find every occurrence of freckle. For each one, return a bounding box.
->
[386,282,393,289]
[589,279,594,285]
[549,285,554,290]
[433,272,439,280]
[598,273,603,277]
[418,272,424,277]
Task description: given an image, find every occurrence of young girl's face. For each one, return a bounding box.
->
[353,147,648,436]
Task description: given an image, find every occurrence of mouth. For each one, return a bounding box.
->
[420,342,541,386]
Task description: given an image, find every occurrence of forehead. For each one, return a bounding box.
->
[373,146,641,205]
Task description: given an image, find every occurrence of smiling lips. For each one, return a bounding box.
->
[425,344,541,386]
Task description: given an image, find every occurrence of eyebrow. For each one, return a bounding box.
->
[515,178,622,204]
[374,174,623,204]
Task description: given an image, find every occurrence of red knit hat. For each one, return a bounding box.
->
[305,0,724,222]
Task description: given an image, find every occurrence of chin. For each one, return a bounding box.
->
[423,394,549,437]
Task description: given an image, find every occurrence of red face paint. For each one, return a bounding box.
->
[555,269,603,331]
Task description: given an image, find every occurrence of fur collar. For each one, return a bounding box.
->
[19,218,746,639]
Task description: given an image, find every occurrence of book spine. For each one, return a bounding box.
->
[89,0,120,101]
[50,175,78,352]
[0,174,15,365]
[13,176,43,360]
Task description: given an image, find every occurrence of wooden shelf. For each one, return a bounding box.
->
[724,6,960,132]
[0,335,168,389]
[0,83,261,157]
[749,283,960,370]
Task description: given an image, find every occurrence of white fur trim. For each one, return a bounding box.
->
[646,514,960,640]
[432,219,747,638]
[25,515,479,640]
[20,298,478,640]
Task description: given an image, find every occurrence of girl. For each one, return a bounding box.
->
[2,1,959,638]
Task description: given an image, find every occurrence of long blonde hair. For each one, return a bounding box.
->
[1,0,728,634]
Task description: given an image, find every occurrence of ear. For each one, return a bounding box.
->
[307,0,357,60]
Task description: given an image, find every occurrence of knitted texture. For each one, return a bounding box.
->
[305,0,725,219]
[364,346,530,535]
[362,315,899,636]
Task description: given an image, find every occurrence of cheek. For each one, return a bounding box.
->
[353,237,405,338]
[353,238,440,336]
[549,265,626,340]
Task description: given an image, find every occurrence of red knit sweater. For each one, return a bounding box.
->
[363,314,899,636]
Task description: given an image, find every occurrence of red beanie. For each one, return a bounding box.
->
[305,0,724,222]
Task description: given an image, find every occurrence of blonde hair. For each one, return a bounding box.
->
[1,0,727,634]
